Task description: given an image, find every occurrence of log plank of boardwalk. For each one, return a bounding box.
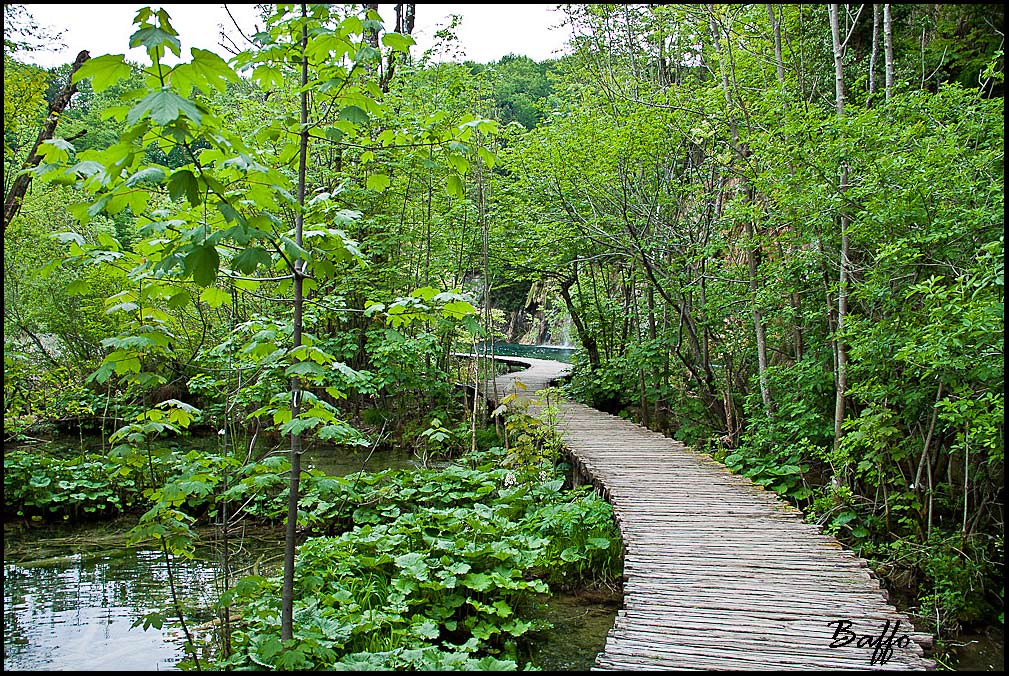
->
[482,356,935,671]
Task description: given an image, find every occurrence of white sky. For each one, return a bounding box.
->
[19,4,573,68]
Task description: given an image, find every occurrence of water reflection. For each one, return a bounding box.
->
[299,444,443,476]
[4,550,219,671]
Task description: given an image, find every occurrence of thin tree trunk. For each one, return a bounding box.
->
[767,4,785,98]
[4,50,90,234]
[629,270,650,428]
[883,4,894,101]
[425,147,433,285]
[559,272,600,372]
[829,5,851,454]
[769,8,802,364]
[724,355,736,447]
[745,215,773,416]
[868,4,880,104]
[962,429,969,538]
[833,168,850,451]
[477,131,494,420]
[363,3,380,48]
[913,382,942,538]
[381,3,415,91]
[926,451,934,539]
[830,5,847,117]
[161,538,201,669]
[713,6,772,417]
[281,2,310,643]
[646,284,662,427]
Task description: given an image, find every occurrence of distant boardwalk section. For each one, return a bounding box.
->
[483,357,935,671]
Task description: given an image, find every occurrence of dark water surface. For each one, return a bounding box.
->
[947,624,1004,671]
[524,589,621,670]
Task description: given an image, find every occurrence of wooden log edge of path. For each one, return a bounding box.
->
[467,354,936,671]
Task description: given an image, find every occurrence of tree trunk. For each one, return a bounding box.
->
[833,169,851,451]
[829,4,851,455]
[830,5,847,117]
[281,3,310,643]
[712,6,772,417]
[745,215,773,417]
[868,4,880,104]
[396,2,416,34]
[3,49,89,235]
[363,3,380,48]
[559,273,600,372]
[723,355,736,447]
[767,4,785,97]
[883,4,895,101]
[769,7,803,364]
[381,3,415,91]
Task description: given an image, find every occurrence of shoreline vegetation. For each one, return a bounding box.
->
[4,401,624,670]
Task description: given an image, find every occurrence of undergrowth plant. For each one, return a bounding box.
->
[217,437,621,670]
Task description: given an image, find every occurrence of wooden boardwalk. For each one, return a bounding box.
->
[485,356,935,671]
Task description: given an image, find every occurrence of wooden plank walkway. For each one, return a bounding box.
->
[484,356,935,671]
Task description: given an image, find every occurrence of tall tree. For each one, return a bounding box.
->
[280,3,310,642]
[883,4,895,101]
[381,3,415,91]
[709,5,773,418]
[868,3,880,104]
[3,50,89,234]
[828,4,854,455]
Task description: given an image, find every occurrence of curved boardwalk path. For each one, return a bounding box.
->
[484,356,935,671]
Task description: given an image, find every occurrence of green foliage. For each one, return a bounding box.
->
[220,442,620,669]
[3,54,48,158]
[722,441,815,503]
[494,386,568,470]
[3,449,145,520]
[872,533,1003,635]
[416,416,454,466]
[494,4,1004,635]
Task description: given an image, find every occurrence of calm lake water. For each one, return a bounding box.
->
[4,548,217,671]
[3,534,616,671]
